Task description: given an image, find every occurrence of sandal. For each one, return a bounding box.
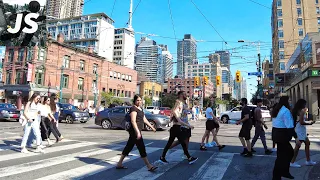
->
[116,166,128,169]
[148,166,158,172]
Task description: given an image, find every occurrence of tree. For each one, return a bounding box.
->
[144,96,152,107]
[113,98,124,105]
[160,93,177,108]
[100,92,124,106]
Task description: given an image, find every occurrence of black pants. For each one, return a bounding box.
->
[48,122,61,138]
[272,141,294,180]
[162,125,191,158]
[122,129,147,158]
[41,117,60,141]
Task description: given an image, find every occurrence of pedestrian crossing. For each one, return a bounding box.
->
[0,138,275,180]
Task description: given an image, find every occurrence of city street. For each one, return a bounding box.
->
[1,118,320,180]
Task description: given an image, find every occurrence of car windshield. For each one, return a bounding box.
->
[143,110,152,114]
[261,106,268,110]
[0,104,14,108]
[62,104,78,111]
[146,107,153,109]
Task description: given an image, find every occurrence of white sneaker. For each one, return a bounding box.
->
[35,147,45,153]
[306,160,317,166]
[272,148,277,152]
[47,140,54,146]
[205,143,213,148]
[21,148,29,153]
[39,145,46,149]
[290,162,301,168]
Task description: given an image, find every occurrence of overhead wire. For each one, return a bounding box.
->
[110,0,117,17]
[167,0,177,40]
[248,0,271,9]
[124,0,142,27]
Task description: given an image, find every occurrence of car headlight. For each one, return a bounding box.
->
[1,110,8,114]
[74,112,80,117]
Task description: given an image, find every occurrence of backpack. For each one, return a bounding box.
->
[251,107,256,126]
[124,112,131,131]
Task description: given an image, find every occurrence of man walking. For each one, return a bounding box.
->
[236,98,253,157]
[251,99,272,155]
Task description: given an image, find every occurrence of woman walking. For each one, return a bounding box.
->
[290,99,316,168]
[272,95,295,180]
[159,91,198,165]
[116,95,158,171]
[20,93,44,153]
[49,96,64,139]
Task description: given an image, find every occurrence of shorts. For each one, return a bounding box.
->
[206,120,219,131]
[181,127,191,138]
[239,125,252,140]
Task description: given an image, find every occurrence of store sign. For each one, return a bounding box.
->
[311,70,320,76]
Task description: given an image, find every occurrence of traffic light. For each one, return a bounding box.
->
[203,76,209,86]
[236,71,241,83]
[216,76,221,86]
[194,76,200,86]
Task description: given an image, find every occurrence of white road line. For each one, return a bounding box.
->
[0,136,22,140]
[189,152,233,180]
[0,146,124,178]
[35,147,161,180]
[145,142,154,146]
[119,149,185,180]
[0,141,97,162]
[161,136,169,140]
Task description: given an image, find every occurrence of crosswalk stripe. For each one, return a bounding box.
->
[34,147,161,180]
[119,149,185,180]
[0,145,124,178]
[0,141,97,162]
[189,152,233,180]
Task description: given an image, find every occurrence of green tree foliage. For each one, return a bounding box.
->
[144,96,152,107]
[160,93,177,108]
[101,92,123,106]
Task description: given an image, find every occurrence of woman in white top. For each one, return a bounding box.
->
[290,99,316,168]
[20,93,44,153]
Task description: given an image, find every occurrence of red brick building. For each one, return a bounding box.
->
[1,34,137,109]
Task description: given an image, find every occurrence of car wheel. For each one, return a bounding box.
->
[65,115,74,124]
[101,119,112,129]
[80,121,87,123]
[221,115,229,124]
[145,120,156,131]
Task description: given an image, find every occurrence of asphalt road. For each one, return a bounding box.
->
[0,117,320,180]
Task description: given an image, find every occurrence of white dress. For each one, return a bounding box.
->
[295,114,307,141]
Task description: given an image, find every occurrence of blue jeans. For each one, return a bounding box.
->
[26,129,35,147]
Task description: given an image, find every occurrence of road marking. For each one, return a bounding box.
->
[161,136,169,140]
[0,141,97,162]
[34,147,161,180]
[0,146,124,178]
[145,142,154,146]
[189,152,233,180]
[0,136,22,140]
[119,150,185,180]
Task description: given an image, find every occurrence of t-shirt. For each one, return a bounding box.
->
[241,106,252,126]
[205,107,214,119]
[211,101,217,116]
[40,104,51,117]
[130,106,145,131]
[254,107,262,126]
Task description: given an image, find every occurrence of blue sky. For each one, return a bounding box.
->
[84,0,273,101]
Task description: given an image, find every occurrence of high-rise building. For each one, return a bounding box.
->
[46,0,84,19]
[159,45,173,81]
[234,77,247,100]
[221,67,229,84]
[215,51,230,69]
[47,13,115,61]
[135,37,164,83]
[177,34,197,76]
[272,0,319,75]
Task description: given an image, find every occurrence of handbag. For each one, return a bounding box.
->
[19,114,27,126]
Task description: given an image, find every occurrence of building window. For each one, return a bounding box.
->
[298,28,304,36]
[317,0,319,4]
[279,62,285,71]
[8,49,14,62]
[38,48,45,61]
[297,18,303,26]
[15,71,23,84]
[93,64,98,74]
[297,8,302,16]
[18,48,24,62]
[317,7,320,14]
[278,40,284,49]
[128,75,132,82]
[5,72,11,84]
[278,30,284,38]
[278,19,283,28]
[117,72,121,79]
[296,0,301,5]
[318,28,320,32]
[318,17,320,24]
[279,51,285,59]
[92,80,96,89]
[35,69,44,85]
[78,78,84,90]
[277,9,282,17]
[62,75,69,88]
[277,0,282,7]
[63,56,70,68]
[80,60,85,71]
[110,71,113,77]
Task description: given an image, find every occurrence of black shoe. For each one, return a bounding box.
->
[244,152,253,157]
[265,149,273,155]
[282,173,294,179]
[188,157,198,164]
[240,149,248,155]
[159,156,168,164]
[218,145,226,151]
[251,148,256,153]
[200,145,207,151]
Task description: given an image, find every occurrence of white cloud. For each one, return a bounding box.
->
[3,0,46,6]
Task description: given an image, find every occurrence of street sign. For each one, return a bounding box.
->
[248,72,262,76]
[311,70,320,76]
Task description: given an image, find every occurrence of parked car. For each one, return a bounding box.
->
[220,105,271,124]
[0,103,20,121]
[145,106,160,114]
[57,103,90,124]
[95,106,170,130]
[159,107,171,116]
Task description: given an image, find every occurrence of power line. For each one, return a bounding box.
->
[248,0,271,9]
[190,0,227,44]
[110,0,117,17]
[125,0,142,27]
[167,0,177,40]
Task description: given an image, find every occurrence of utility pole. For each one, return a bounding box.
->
[59,66,64,102]
[94,73,98,107]
[151,82,155,106]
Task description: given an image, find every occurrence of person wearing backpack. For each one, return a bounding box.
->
[116,94,158,171]
[251,99,272,155]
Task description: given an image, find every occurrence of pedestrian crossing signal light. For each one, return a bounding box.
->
[194,76,200,86]
[203,76,209,86]
[236,71,241,83]
[216,76,221,86]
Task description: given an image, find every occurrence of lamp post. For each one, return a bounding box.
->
[93,73,98,107]
[59,66,64,102]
